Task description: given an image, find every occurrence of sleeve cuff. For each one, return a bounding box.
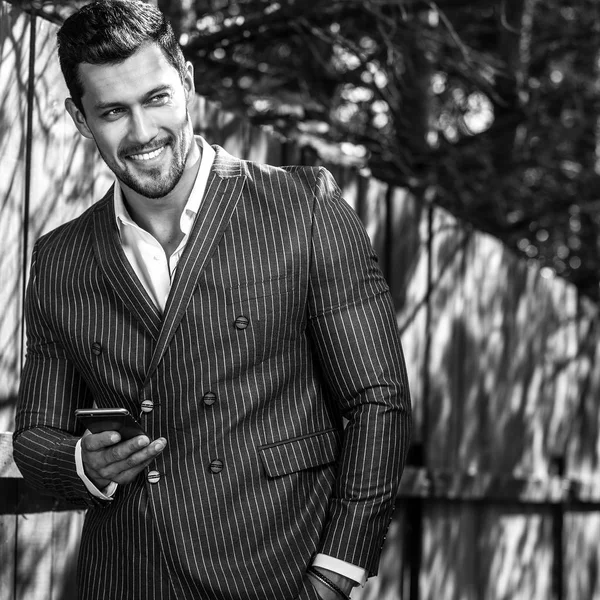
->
[75,436,118,500]
[312,554,367,586]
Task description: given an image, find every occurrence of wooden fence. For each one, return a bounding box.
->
[3,2,600,598]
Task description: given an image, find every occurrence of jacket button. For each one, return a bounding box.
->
[209,459,223,474]
[141,399,154,413]
[147,470,161,484]
[91,342,102,356]
[203,392,216,406]
[234,315,249,330]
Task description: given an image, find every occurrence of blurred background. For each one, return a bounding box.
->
[2,1,600,599]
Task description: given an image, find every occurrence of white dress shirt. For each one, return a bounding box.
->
[75,136,366,586]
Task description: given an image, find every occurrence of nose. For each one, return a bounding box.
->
[128,108,157,145]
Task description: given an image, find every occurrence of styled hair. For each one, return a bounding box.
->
[57,0,186,112]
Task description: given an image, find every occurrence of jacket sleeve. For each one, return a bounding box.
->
[306,168,412,576]
[13,241,97,508]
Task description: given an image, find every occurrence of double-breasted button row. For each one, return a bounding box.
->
[142,395,215,412]
[148,460,223,484]
[142,399,162,485]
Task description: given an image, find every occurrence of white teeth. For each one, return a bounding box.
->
[130,146,165,161]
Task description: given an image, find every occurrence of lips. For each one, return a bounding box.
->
[129,146,166,161]
[121,139,171,162]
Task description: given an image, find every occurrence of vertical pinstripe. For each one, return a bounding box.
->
[13,146,412,600]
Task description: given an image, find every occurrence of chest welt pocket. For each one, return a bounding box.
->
[257,429,341,478]
[225,275,302,343]
[225,275,290,306]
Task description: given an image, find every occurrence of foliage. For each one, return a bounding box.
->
[15,0,600,300]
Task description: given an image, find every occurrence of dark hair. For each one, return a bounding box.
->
[57,0,186,112]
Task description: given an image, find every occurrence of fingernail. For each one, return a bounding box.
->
[110,433,120,444]
[138,436,149,447]
[155,440,165,451]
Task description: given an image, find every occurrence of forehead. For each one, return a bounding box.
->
[78,43,180,107]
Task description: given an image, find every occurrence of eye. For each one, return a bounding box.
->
[148,93,170,105]
[101,107,126,120]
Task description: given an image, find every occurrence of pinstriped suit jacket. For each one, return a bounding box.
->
[14,146,411,600]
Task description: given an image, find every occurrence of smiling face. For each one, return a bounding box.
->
[66,42,196,200]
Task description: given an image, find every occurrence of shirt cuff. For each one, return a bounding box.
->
[312,554,367,586]
[75,436,118,500]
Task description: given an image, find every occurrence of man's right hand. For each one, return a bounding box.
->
[81,431,167,489]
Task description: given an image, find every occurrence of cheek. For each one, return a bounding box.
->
[94,128,125,158]
[169,104,191,132]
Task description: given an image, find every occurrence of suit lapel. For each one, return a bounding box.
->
[144,146,246,382]
[92,189,163,339]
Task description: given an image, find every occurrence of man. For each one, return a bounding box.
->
[13,1,411,599]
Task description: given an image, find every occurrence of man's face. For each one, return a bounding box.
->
[66,43,195,199]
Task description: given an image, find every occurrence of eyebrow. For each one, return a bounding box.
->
[93,85,173,112]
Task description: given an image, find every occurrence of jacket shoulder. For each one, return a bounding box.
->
[245,159,322,186]
[240,158,342,207]
[34,187,113,256]
[212,144,339,200]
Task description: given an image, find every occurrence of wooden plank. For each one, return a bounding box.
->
[477,506,554,600]
[426,207,583,478]
[419,503,554,600]
[360,177,389,267]
[26,15,97,246]
[564,512,600,599]
[260,127,285,167]
[0,431,21,478]
[420,502,480,600]
[244,123,283,165]
[564,297,600,486]
[0,0,29,432]
[192,94,235,148]
[426,208,471,470]
[217,110,250,159]
[466,245,579,475]
[50,511,84,600]
[15,511,54,600]
[338,166,360,213]
[13,509,84,600]
[0,514,16,600]
[0,429,18,600]
[387,187,429,448]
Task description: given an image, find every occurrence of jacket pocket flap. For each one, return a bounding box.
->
[258,429,341,478]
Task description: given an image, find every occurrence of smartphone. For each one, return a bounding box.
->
[75,408,147,441]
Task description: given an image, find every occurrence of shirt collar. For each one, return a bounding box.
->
[114,135,216,235]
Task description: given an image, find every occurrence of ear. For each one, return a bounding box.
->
[183,61,195,106]
[65,98,94,139]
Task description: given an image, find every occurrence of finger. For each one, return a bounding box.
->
[81,430,122,452]
[103,434,151,464]
[100,439,166,485]
[94,437,167,482]
[82,434,149,473]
